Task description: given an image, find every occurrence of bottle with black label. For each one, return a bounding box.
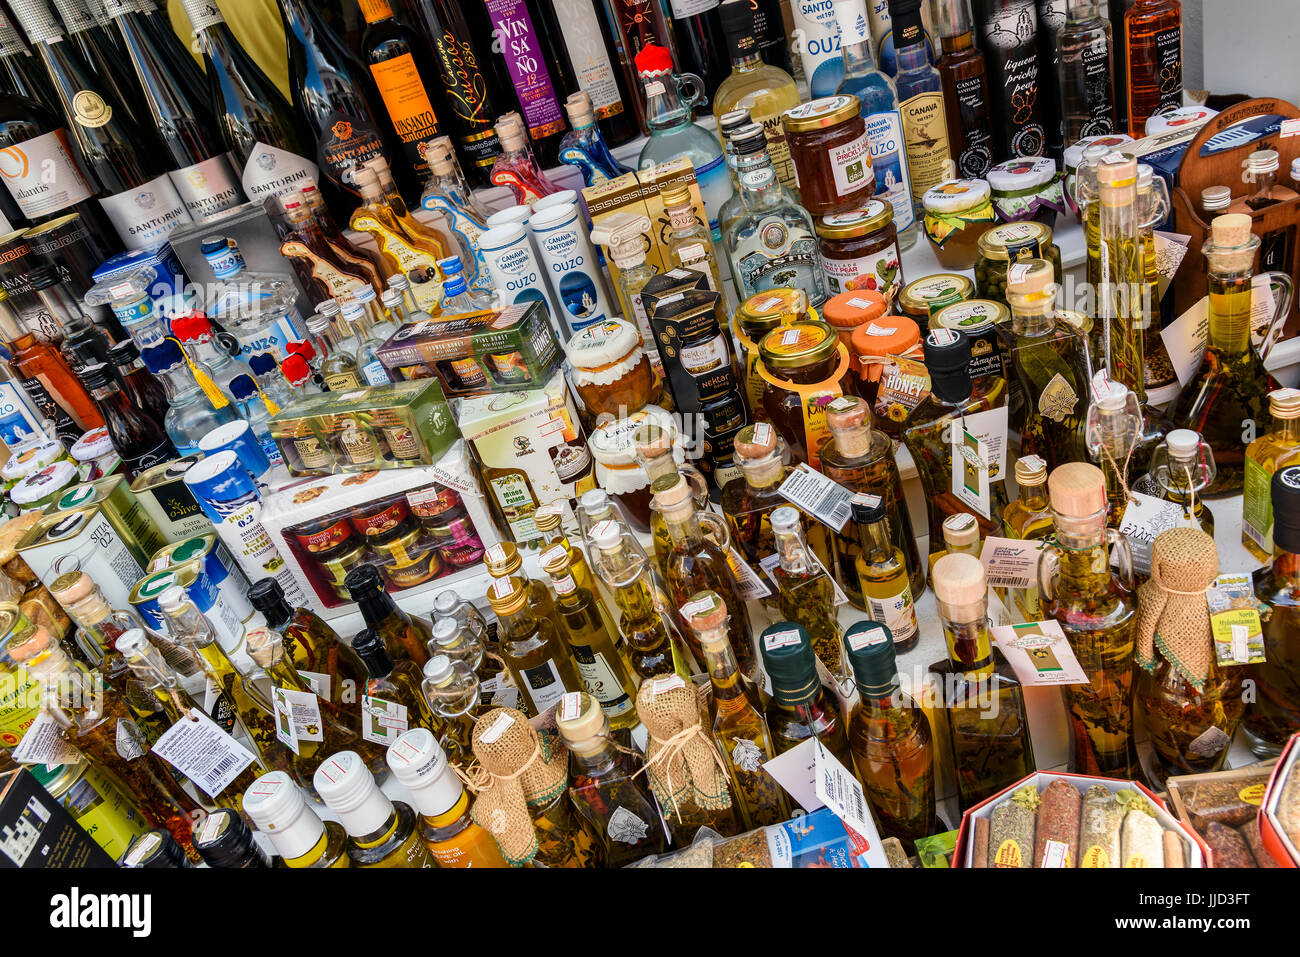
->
[973,0,1048,160]
[934,0,994,179]
[1036,0,1067,161]
[1122,0,1181,136]
[1057,0,1115,146]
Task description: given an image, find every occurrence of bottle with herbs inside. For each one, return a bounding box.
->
[1039,463,1139,778]
[844,620,936,849]
[902,330,1011,552]
[344,565,432,668]
[769,506,844,676]
[931,553,1035,810]
[684,591,790,830]
[758,622,854,765]
[820,394,925,598]
[352,627,443,747]
[484,573,581,718]
[652,473,756,678]
[849,492,920,653]
[587,519,678,681]
[555,691,666,867]
[1002,454,1054,620]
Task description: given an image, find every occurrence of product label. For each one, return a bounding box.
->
[98,174,192,252]
[241,142,319,202]
[0,129,96,218]
[151,711,257,800]
[829,131,874,198]
[791,0,842,97]
[1152,27,1183,115]
[368,54,440,172]
[668,0,717,14]
[317,110,387,194]
[866,583,917,642]
[520,659,567,714]
[1077,40,1115,138]
[1117,490,1190,576]
[733,214,819,298]
[778,463,854,533]
[71,89,112,128]
[121,438,176,478]
[115,718,148,761]
[486,0,565,138]
[0,383,45,450]
[1036,373,1079,422]
[979,0,1045,157]
[553,0,623,116]
[1241,454,1272,552]
[990,619,1090,685]
[569,644,634,716]
[863,111,914,232]
[607,805,651,844]
[1205,574,1267,666]
[757,113,797,189]
[360,694,410,745]
[169,154,243,221]
[950,406,1008,519]
[425,32,499,169]
[535,219,614,332]
[324,370,363,391]
[979,535,1047,590]
[279,240,369,300]
[12,711,79,766]
[820,239,903,301]
[899,91,951,203]
[953,74,993,177]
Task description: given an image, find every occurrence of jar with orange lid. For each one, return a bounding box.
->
[781,94,875,218]
[588,406,679,533]
[732,288,810,419]
[921,179,996,269]
[757,321,852,469]
[821,290,887,356]
[563,318,655,419]
[849,315,928,438]
[898,273,975,335]
[815,200,904,303]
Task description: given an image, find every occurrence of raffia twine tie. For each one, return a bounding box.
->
[634,724,729,823]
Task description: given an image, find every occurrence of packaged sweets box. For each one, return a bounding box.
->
[1165,761,1279,868]
[1260,731,1300,867]
[258,449,502,620]
[951,770,1208,868]
[375,299,562,398]
[268,378,459,477]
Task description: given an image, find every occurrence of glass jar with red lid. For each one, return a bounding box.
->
[757,321,852,469]
[815,200,904,305]
[781,94,875,218]
[849,315,928,438]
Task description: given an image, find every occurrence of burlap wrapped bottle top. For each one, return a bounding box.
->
[1135,527,1218,690]
[468,707,569,866]
[635,677,732,816]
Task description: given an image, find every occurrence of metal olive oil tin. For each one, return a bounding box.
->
[129,456,211,543]
[46,474,166,565]
[148,533,253,623]
[15,508,146,612]
[129,563,247,655]
[31,759,151,859]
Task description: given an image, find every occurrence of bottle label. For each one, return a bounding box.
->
[1241,454,1272,552]
[979,0,1044,156]
[279,240,369,300]
[485,0,565,139]
[820,237,903,301]
[533,218,615,333]
[792,0,842,97]
[1153,26,1183,114]
[324,370,363,391]
[241,142,320,202]
[71,90,113,128]
[828,130,874,197]
[317,111,387,196]
[425,32,500,167]
[360,694,409,745]
[357,0,395,20]
[953,74,994,177]
[520,658,566,714]
[569,642,634,716]
[756,113,797,190]
[368,54,440,174]
[668,0,718,17]
[98,173,193,252]
[1076,40,1114,138]
[866,582,918,642]
[169,154,244,221]
[733,215,819,298]
[899,91,951,203]
[183,0,226,30]
[15,375,80,445]
[552,0,623,117]
[607,806,651,844]
[150,710,256,800]
[350,216,444,310]
[0,129,96,219]
[0,383,43,449]
[122,437,175,478]
[362,359,390,385]
[115,718,148,760]
[864,111,914,232]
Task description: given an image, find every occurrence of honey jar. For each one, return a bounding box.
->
[898,274,975,335]
[757,321,852,469]
[921,179,996,270]
[848,316,927,438]
[564,318,655,418]
[732,289,809,417]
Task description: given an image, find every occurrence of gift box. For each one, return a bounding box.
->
[1166,762,1279,867]
[1259,732,1300,867]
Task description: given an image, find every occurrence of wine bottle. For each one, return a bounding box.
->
[103,0,245,223]
[277,0,420,216]
[10,0,194,251]
[403,0,505,186]
[548,0,639,145]
[179,0,321,204]
[134,0,208,104]
[0,9,58,107]
[355,0,447,183]
[51,0,150,126]
[664,0,729,96]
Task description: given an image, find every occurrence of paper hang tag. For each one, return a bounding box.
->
[1117,491,1189,576]
[1152,231,1191,300]
[727,547,773,601]
[1160,297,1210,387]
[813,737,879,850]
[778,464,854,533]
[761,736,821,812]
[953,420,993,519]
[273,686,325,753]
[1205,574,1267,665]
[151,710,257,800]
[990,619,1091,686]
[979,536,1048,590]
[758,550,849,606]
[360,694,410,746]
[12,711,81,766]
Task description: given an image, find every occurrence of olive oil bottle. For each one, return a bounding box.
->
[758,622,854,766]
[850,493,920,653]
[314,750,434,868]
[243,770,351,868]
[485,574,581,717]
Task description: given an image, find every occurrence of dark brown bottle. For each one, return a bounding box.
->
[973,0,1048,159]
[107,339,168,429]
[79,362,177,480]
[933,0,994,177]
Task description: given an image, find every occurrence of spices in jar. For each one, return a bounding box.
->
[351,497,413,539]
[733,289,809,418]
[987,156,1068,226]
[815,200,904,304]
[974,221,1063,304]
[381,543,444,590]
[930,299,1011,384]
[758,321,852,469]
[848,316,928,438]
[821,290,888,358]
[921,179,996,270]
[589,406,678,531]
[899,273,975,335]
[564,318,654,419]
[290,515,356,557]
[782,94,875,218]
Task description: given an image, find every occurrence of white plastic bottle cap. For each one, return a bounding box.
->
[313,752,391,837]
[1166,429,1200,457]
[385,728,463,818]
[242,770,326,860]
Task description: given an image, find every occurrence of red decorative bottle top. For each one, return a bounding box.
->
[635,43,673,76]
[170,312,213,342]
[281,353,312,386]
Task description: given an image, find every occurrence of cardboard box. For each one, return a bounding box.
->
[1166,761,1278,867]
[952,770,1208,868]
[376,300,562,398]
[1260,732,1300,867]
[0,768,116,868]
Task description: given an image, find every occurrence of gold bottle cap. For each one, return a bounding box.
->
[1014,455,1048,487]
[1047,462,1107,518]
[682,590,727,635]
[533,505,563,533]
[483,542,523,577]
[736,288,808,331]
[660,183,692,208]
[485,575,527,615]
[1005,258,1057,299]
[932,552,985,606]
[539,544,571,578]
[942,512,979,549]
[782,94,860,133]
[758,320,838,371]
[1269,388,1300,418]
[6,623,51,663]
[555,691,607,752]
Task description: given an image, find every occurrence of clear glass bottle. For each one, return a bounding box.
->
[229,374,282,466]
[199,236,305,358]
[557,91,632,186]
[311,313,361,391]
[723,123,825,305]
[1123,0,1182,136]
[169,313,243,402]
[483,573,580,718]
[758,621,854,765]
[1058,0,1116,145]
[242,770,350,868]
[1242,388,1300,561]
[420,138,492,291]
[844,619,936,848]
[715,108,756,243]
[313,750,434,868]
[662,183,724,292]
[1247,149,1290,273]
[770,506,844,675]
[1038,462,1139,778]
[139,338,238,456]
[849,493,920,653]
[683,592,790,830]
[419,654,479,766]
[931,552,1035,810]
[589,211,659,356]
[489,112,562,206]
[1084,377,1145,528]
[587,518,678,681]
[1003,454,1054,620]
[891,0,952,212]
[1147,429,1216,536]
[484,541,556,622]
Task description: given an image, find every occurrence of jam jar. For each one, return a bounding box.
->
[848,315,927,438]
[588,405,678,532]
[381,543,444,590]
[930,299,1011,384]
[821,289,888,360]
[564,318,655,419]
[758,321,852,469]
[974,221,1063,304]
[428,515,485,568]
[921,179,996,270]
[1063,133,1133,218]
[733,289,810,417]
[290,514,357,559]
[898,273,975,335]
[815,200,904,304]
[781,94,875,217]
[987,156,1068,227]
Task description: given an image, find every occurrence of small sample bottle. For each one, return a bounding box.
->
[313,750,435,868]
[662,183,724,292]
[242,770,350,868]
[1147,428,1216,537]
[849,492,919,652]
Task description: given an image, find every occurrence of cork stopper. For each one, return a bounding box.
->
[1047,462,1107,518]
[682,590,727,634]
[1269,388,1300,419]
[651,473,693,510]
[1005,258,1056,298]
[245,628,282,669]
[564,91,595,128]
[555,691,607,752]
[496,116,526,152]
[932,553,986,606]
[1014,455,1048,487]
[7,624,51,662]
[1210,213,1253,248]
[1097,154,1137,186]
[483,542,523,577]
[733,422,779,460]
[942,512,979,549]
[633,423,673,460]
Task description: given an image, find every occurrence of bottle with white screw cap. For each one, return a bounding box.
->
[312,751,433,868]
[385,728,507,867]
[241,770,349,868]
[1148,428,1216,537]
[420,653,479,765]
[428,614,487,676]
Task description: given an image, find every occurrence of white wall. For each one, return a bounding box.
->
[1200,0,1300,103]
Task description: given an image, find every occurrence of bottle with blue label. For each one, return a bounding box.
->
[558,92,633,188]
[83,266,171,350]
[836,0,918,248]
[0,373,48,452]
[420,142,493,293]
[528,203,618,339]
[634,43,729,242]
[141,339,238,456]
[792,0,845,97]
[200,237,305,364]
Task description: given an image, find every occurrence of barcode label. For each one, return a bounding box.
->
[151,711,256,800]
[727,547,772,601]
[813,737,876,844]
[778,464,853,533]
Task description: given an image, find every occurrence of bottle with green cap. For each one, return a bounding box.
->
[758,622,854,767]
[844,619,935,849]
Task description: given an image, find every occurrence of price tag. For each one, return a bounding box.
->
[151,711,257,800]
[12,711,80,766]
[813,737,878,847]
[1205,574,1267,665]
[862,322,897,337]
[1040,840,1071,868]
[1118,491,1189,575]
[479,711,514,743]
[778,464,853,533]
[979,536,1048,590]
[758,550,849,606]
[990,619,1090,686]
[360,695,409,745]
[726,547,773,601]
[272,686,324,754]
[642,80,665,97]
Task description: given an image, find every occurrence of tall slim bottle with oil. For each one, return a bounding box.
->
[1242,389,1300,561]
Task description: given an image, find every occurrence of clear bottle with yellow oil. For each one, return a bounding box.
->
[314,750,434,868]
